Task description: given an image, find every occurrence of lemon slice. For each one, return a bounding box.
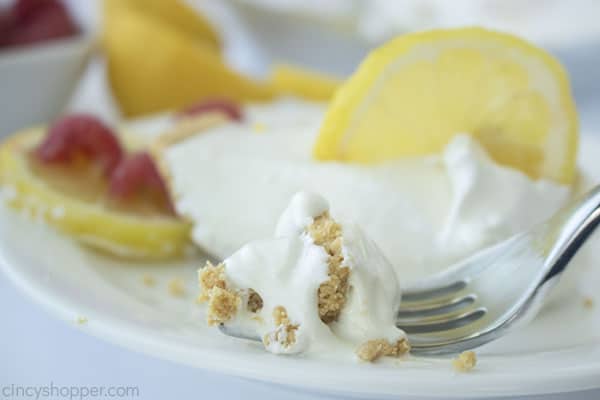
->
[270,64,341,101]
[314,27,578,184]
[0,129,192,260]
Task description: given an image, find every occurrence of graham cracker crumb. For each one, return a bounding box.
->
[199,261,263,325]
[252,122,267,133]
[584,297,594,309]
[307,212,350,324]
[247,289,264,312]
[207,286,241,326]
[142,275,156,287]
[168,278,186,297]
[263,306,299,349]
[453,351,477,372]
[273,305,289,326]
[152,113,229,151]
[356,338,410,362]
[198,261,227,302]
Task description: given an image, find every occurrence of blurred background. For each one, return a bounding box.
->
[0,0,599,137]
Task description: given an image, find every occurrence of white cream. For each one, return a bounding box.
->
[334,222,404,345]
[164,99,569,283]
[436,134,570,263]
[220,192,404,354]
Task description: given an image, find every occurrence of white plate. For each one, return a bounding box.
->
[2,137,600,399]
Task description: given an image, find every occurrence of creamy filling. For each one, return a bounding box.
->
[198,192,406,359]
[165,99,570,283]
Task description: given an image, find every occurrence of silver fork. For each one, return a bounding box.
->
[219,185,600,355]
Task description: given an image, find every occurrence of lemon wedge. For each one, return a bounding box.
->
[0,129,191,260]
[314,27,578,184]
[104,0,221,52]
[103,1,275,117]
[270,64,341,101]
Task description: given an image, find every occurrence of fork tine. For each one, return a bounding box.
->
[397,294,476,320]
[401,280,467,303]
[398,308,486,334]
[218,324,261,342]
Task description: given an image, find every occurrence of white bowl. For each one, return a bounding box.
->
[0,36,93,137]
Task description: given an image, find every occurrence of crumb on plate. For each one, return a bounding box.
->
[142,274,156,287]
[252,122,267,133]
[356,338,410,362]
[584,296,594,309]
[168,278,186,297]
[453,351,477,372]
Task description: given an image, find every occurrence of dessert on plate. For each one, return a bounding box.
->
[161,98,570,282]
[160,28,577,277]
[154,27,580,360]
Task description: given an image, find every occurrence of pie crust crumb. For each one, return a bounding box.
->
[356,338,410,362]
[199,261,263,325]
[453,351,477,372]
[142,274,156,287]
[307,212,350,324]
[168,278,186,297]
[207,286,240,326]
[263,306,299,349]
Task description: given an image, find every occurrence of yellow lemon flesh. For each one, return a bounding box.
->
[269,64,341,101]
[314,27,578,184]
[0,129,192,260]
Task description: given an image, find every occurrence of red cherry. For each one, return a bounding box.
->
[177,99,243,122]
[109,152,174,213]
[13,0,49,22]
[0,11,15,47]
[35,114,124,176]
[2,0,78,48]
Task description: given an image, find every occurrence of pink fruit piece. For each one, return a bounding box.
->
[109,152,174,214]
[177,99,243,122]
[0,11,15,47]
[13,0,49,21]
[35,114,124,176]
[2,0,78,48]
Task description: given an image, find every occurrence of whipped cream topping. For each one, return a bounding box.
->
[165,98,570,282]
[214,191,404,355]
[437,134,570,263]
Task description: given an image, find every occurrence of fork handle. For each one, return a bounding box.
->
[544,185,600,283]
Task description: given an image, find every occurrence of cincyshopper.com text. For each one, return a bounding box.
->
[2,383,140,399]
